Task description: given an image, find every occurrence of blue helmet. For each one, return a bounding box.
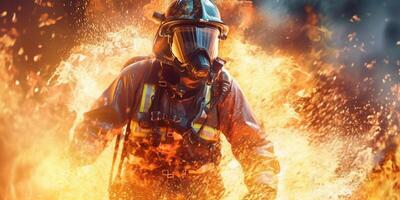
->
[160,0,229,39]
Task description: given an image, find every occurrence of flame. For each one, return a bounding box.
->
[0,1,399,200]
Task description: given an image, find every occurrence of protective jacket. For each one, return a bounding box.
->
[70,58,280,200]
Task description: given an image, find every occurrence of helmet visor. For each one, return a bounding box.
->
[171,26,220,64]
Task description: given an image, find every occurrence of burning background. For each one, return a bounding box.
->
[0,0,399,199]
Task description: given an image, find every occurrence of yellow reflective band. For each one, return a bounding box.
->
[193,123,220,141]
[193,123,201,132]
[139,84,155,112]
[129,121,137,132]
[129,121,152,137]
[205,85,211,108]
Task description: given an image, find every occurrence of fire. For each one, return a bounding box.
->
[0,1,399,200]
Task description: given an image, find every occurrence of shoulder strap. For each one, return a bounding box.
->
[212,69,232,106]
[121,56,152,70]
[108,59,159,189]
[147,70,165,147]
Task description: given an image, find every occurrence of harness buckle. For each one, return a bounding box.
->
[171,115,181,123]
[150,111,163,121]
[162,169,174,179]
[158,80,167,87]
[166,129,174,138]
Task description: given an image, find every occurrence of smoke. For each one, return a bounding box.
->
[246,1,400,196]
[0,0,399,199]
[251,0,400,81]
[248,0,399,133]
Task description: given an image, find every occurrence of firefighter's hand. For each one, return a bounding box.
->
[242,185,277,200]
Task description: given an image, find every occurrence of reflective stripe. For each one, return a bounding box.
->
[129,121,151,137]
[139,84,155,112]
[205,85,211,109]
[193,123,220,141]
[130,121,183,141]
[136,83,220,142]
[131,121,221,142]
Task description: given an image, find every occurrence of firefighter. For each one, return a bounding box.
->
[69,0,280,199]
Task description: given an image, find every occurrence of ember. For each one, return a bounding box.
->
[0,0,399,200]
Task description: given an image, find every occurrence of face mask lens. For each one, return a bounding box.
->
[171,26,220,64]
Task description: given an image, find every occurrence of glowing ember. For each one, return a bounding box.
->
[0,1,399,200]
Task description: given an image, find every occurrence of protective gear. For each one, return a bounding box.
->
[159,0,228,39]
[69,59,280,200]
[69,1,279,199]
[171,26,220,65]
[154,0,228,61]
[110,169,224,200]
[152,0,229,99]
[153,0,228,62]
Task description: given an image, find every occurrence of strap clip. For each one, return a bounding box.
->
[171,115,181,123]
[150,111,166,121]
[158,80,167,87]
[162,169,174,179]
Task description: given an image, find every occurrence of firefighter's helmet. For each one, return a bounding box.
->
[160,0,228,38]
[153,0,228,64]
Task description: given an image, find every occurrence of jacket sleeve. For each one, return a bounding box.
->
[218,79,280,199]
[68,62,145,166]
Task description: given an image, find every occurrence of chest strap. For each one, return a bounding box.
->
[137,111,189,132]
[136,82,219,141]
[135,61,231,146]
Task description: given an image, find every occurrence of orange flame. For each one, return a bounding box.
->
[0,1,399,200]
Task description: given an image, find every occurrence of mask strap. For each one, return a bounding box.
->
[208,57,226,85]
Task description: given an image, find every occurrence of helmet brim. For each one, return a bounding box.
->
[159,19,229,40]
